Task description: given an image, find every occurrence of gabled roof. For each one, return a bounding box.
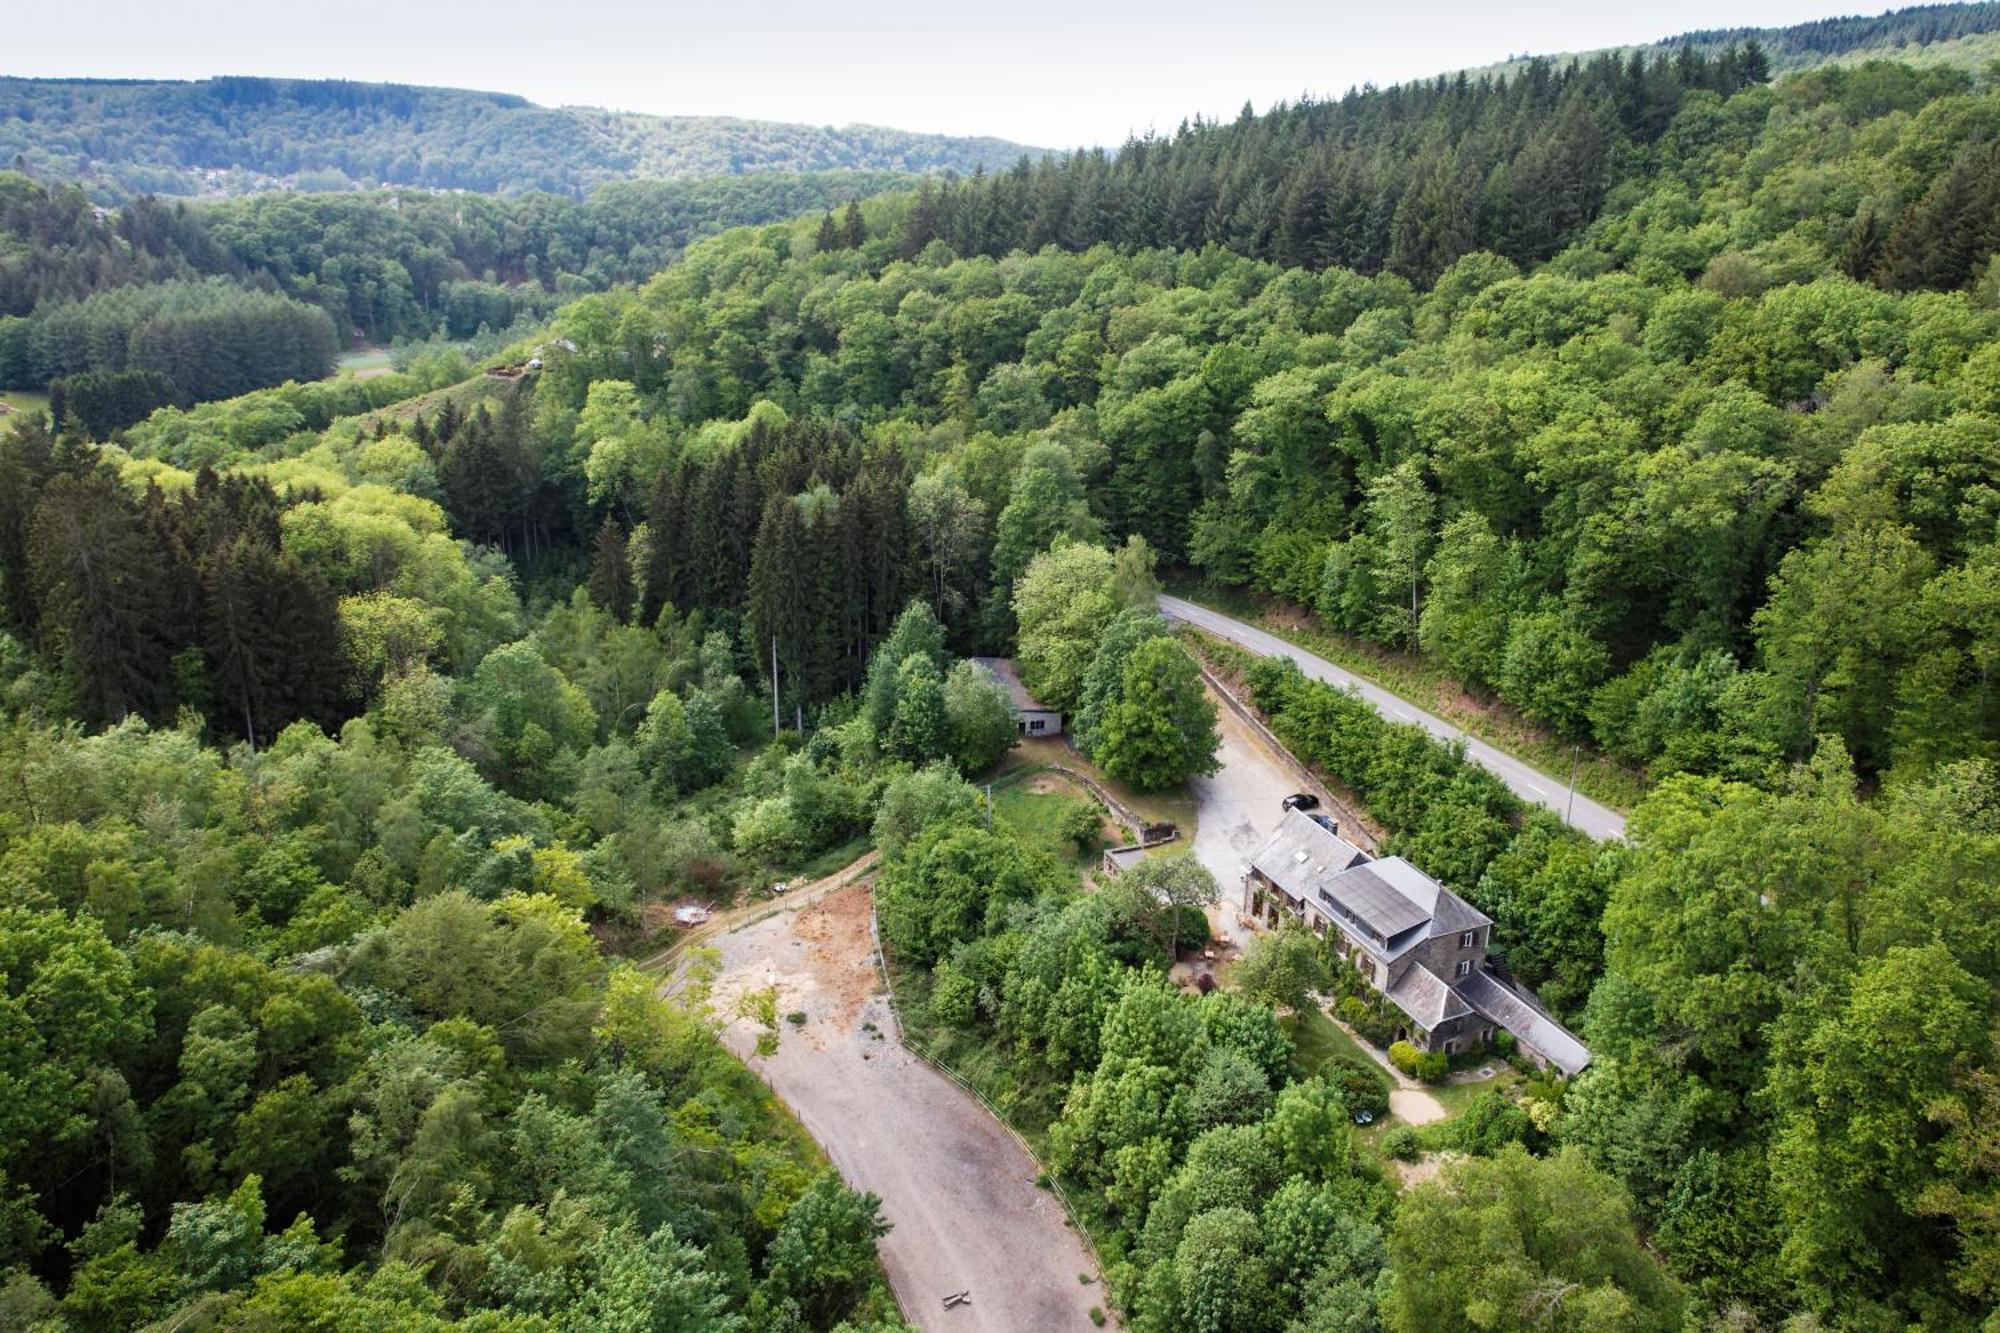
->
[1249,809,1371,907]
[1387,964,1472,1029]
[969,656,1057,714]
[1457,969,1591,1076]
[1316,855,1492,948]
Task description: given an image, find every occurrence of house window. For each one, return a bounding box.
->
[1443,1039,1456,1054]
[1028,719,1044,733]
[1455,960,1471,978]
[1459,931,1475,949]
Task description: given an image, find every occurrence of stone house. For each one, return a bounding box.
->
[1244,809,1590,1075]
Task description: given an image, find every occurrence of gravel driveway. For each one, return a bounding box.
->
[1190,689,1327,951]
[704,884,1105,1333]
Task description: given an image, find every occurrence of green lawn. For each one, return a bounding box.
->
[336,346,395,376]
[1285,1005,1379,1080]
[1431,1068,1526,1117]
[990,771,1101,869]
[1170,579,1650,812]
[0,389,49,422]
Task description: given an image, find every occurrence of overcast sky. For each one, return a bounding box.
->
[9,0,1876,147]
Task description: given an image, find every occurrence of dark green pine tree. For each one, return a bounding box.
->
[815,210,840,254]
[587,518,635,623]
[840,199,866,250]
[26,469,183,725]
[1880,140,2000,292]
[641,461,687,623]
[747,494,813,720]
[0,414,60,637]
[199,536,341,748]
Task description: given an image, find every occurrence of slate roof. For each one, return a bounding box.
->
[1457,969,1592,1076]
[1387,964,1472,1028]
[969,657,1058,714]
[1316,855,1492,953]
[1248,809,1372,908]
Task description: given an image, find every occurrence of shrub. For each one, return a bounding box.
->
[931,962,978,1027]
[1382,1126,1421,1161]
[1389,1041,1449,1083]
[1058,798,1103,853]
[1328,1055,1392,1120]
[1340,994,1400,1048]
[1453,1089,1535,1156]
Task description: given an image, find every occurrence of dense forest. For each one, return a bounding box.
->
[5,12,2000,1332]
[1626,0,2000,68]
[0,171,903,410]
[0,76,1043,201]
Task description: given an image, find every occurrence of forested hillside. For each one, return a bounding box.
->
[2,171,898,350]
[0,76,1043,201]
[1475,0,2000,76]
[5,18,2000,1333]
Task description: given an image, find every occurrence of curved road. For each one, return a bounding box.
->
[704,884,1104,1332]
[1161,595,1627,841]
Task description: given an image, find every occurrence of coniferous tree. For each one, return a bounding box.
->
[587,518,635,622]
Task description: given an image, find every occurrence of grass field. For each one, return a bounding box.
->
[1286,1005,1378,1080]
[0,389,50,421]
[336,347,396,379]
[990,773,1102,870]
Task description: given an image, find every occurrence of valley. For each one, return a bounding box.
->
[4,3,2000,1330]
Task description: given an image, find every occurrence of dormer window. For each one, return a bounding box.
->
[1459,931,1475,949]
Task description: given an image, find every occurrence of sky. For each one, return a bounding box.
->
[8,0,1885,147]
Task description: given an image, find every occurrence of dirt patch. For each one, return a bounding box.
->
[1389,1086,1447,1126]
[696,887,1104,1331]
[1392,1150,1460,1189]
[791,885,880,1033]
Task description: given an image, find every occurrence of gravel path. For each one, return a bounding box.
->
[703,884,1105,1333]
[1163,594,1626,841]
[1190,687,1324,952]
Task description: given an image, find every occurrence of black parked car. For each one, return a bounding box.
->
[1281,793,1320,812]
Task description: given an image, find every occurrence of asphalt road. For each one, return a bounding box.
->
[1161,595,1627,842]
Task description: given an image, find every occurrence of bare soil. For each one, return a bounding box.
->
[700,881,1105,1332]
[1392,1151,1460,1189]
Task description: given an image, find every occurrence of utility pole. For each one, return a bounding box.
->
[770,636,780,739]
[1566,742,1580,823]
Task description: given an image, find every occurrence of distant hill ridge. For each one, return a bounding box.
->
[0,75,1051,201]
[6,3,1999,202]
[1469,0,2000,80]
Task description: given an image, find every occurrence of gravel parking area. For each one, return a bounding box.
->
[1190,689,1319,952]
[704,883,1105,1333]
